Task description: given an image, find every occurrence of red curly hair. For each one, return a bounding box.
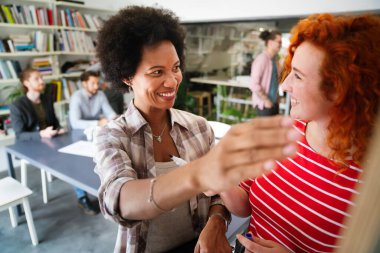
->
[281,14,380,165]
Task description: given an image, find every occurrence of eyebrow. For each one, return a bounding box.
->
[147,61,180,70]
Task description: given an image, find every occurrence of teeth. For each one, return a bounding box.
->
[158,91,175,97]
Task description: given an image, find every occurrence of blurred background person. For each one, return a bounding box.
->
[69,71,116,129]
[250,30,282,116]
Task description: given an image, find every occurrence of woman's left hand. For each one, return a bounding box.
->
[236,234,291,253]
[194,216,232,253]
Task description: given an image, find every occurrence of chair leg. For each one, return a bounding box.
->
[22,198,39,246]
[21,159,28,187]
[8,206,18,228]
[207,95,212,117]
[41,170,48,204]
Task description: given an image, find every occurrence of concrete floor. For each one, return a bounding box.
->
[0,166,118,253]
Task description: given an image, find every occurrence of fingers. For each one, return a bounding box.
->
[221,117,300,152]
[194,242,200,253]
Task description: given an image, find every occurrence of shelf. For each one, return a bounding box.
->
[57,26,97,32]
[61,72,81,78]
[0,73,80,85]
[3,0,50,4]
[54,2,115,12]
[0,51,95,57]
[0,52,56,57]
[0,23,57,30]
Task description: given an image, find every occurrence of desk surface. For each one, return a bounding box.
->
[190,76,250,88]
[5,130,99,196]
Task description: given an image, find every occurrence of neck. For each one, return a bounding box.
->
[265,47,276,58]
[306,120,331,157]
[26,91,41,103]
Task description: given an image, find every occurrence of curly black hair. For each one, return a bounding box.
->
[96,6,186,92]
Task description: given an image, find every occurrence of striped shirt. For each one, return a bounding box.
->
[94,101,219,253]
[240,119,363,253]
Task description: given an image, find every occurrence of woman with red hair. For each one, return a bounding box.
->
[220,14,380,253]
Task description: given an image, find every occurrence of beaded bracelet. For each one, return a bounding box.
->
[148,178,175,212]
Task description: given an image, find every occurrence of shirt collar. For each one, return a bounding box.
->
[124,101,190,135]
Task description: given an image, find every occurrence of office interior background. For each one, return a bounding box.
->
[0,0,379,252]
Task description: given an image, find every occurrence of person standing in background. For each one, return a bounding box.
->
[250,30,282,116]
[69,71,116,129]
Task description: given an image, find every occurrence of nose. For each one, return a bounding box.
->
[281,74,291,92]
[164,73,180,88]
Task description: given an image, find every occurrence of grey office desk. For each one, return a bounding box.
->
[5,130,99,196]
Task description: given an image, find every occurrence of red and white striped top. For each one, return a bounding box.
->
[240,120,363,253]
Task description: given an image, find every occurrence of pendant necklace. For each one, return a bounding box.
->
[152,123,167,143]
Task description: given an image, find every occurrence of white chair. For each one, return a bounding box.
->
[208,121,231,143]
[0,177,39,246]
[20,160,49,204]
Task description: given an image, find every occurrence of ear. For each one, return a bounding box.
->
[122,78,133,87]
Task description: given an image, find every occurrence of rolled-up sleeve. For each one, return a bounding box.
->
[94,125,139,227]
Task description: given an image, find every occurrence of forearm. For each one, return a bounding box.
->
[220,186,250,217]
[119,164,200,220]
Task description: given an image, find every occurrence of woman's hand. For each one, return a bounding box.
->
[264,99,273,109]
[193,116,301,194]
[236,234,292,253]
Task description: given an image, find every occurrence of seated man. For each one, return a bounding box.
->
[69,71,116,129]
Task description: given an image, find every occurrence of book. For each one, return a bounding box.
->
[6,60,17,79]
[1,5,15,24]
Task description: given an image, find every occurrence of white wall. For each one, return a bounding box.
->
[87,0,380,22]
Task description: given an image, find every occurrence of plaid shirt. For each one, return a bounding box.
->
[94,102,220,253]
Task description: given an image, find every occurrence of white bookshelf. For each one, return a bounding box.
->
[0,0,115,85]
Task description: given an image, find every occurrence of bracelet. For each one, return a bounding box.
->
[148,178,175,212]
[208,212,230,229]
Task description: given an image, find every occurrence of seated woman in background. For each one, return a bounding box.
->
[219,14,380,253]
[94,6,301,253]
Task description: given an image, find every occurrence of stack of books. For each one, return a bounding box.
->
[31,57,53,76]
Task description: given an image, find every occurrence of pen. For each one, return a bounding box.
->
[170,155,187,166]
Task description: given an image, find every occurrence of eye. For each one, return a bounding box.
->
[294,73,302,80]
[173,65,181,72]
[150,70,162,76]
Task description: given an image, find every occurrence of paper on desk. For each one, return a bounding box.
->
[58,140,95,158]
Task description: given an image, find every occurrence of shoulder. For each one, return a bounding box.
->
[293,119,307,135]
[11,96,28,109]
[171,108,210,131]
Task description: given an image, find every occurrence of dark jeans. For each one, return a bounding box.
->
[256,103,279,117]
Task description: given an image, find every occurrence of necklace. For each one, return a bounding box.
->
[152,124,167,143]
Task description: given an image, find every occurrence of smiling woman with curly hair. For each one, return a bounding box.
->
[93,5,300,253]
